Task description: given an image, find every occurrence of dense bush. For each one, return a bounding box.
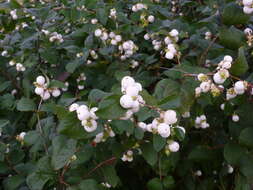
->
[1,0,253,189]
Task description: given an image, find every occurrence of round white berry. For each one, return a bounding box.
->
[243,6,253,14]
[163,110,177,125]
[41,91,51,100]
[36,76,45,85]
[94,29,102,37]
[120,95,134,109]
[35,87,44,95]
[232,114,239,122]
[147,15,155,23]
[52,89,61,97]
[82,119,97,132]
[165,51,174,59]
[144,33,150,40]
[157,123,171,138]
[138,122,147,130]
[224,55,233,63]
[213,73,225,84]
[69,103,79,112]
[168,141,180,152]
[200,81,211,92]
[243,0,253,6]
[169,29,179,37]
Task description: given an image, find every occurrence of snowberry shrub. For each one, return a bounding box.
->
[1,0,253,189]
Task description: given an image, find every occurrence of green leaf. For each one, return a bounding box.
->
[153,135,166,152]
[49,80,66,88]
[17,97,36,111]
[230,47,249,76]
[147,178,163,190]
[239,128,253,148]
[96,8,108,25]
[110,120,134,134]
[56,106,88,139]
[174,127,185,141]
[141,143,158,166]
[51,135,77,170]
[102,166,119,187]
[219,26,246,50]
[188,146,216,162]
[222,3,250,25]
[75,145,94,164]
[88,89,110,104]
[79,179,99,190]
[96,95,126,120]
[224,142,246,165]
[26,173,50,190]
[3,175,25,190]
[163,176,175,188]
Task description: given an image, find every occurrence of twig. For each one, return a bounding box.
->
[36,98,49,155]
[82,157,117,178]
[199,36,218,65]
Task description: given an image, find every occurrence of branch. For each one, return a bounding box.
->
[82,157,117,178]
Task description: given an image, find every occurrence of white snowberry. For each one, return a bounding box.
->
[120,95,134,109]
[36,76,45,85]
[169,29,179,37]
[243,6,253,14]
[157,123,171,138]
[148,15,155,23]
[243,0,253,6]
[232,114,239,122]
[35,87,44,95]
[163,110,177,124]
[168,141,180,152]
[94,29,102,37]
[69,103,79,112]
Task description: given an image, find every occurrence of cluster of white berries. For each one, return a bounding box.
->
[10,9,18,20]
[195,115,210,129]
[34,76,61,100]
[14,22,28,31]
[226,81,248,100]
[93,124,115,143]
[144,29,179,60]
[109,8,117,19]
[94,29,122,46]
[101,182,112,188]
[119,76,145,119]
[242,0,253,14]
[121,150,133,162]
[130,60,139,68]
[69,103,98,133]
[195,56,233,97]
[109,32,122,46]
[119,40,138,60]
[49,32,64,43]
[9,60,26,72]
[76,73,86,90]
[205,31,212,40]
[132,3,147,12]
[140,14,155,24]
[213,55,233,84]
[138,110,184,141]
[94,28,109,41]
[244,28,253,46]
